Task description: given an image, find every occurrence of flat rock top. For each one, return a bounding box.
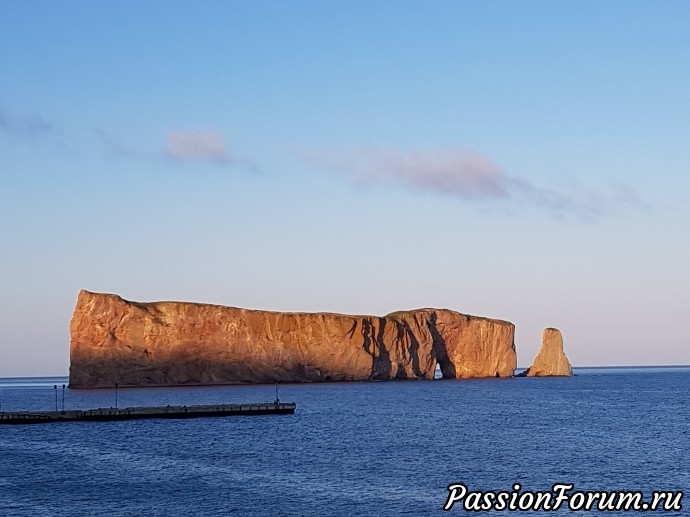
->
[81,290,510,324]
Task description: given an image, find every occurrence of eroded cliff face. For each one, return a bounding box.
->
[69,290,517,388]
[525,328,573,377]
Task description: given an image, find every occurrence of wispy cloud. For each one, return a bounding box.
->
[511,179,648,221]
[0,108,51,138]
[165,131,229,164]
[89,127,145,159]
[299,147,646,221]
[90,128,255,171]
[374,149,513,199]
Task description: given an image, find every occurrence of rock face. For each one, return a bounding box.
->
[524,328,573,377]
[68,290,517,388]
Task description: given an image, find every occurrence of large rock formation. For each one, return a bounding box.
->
[69,290,517,388]
[524,328,573,377]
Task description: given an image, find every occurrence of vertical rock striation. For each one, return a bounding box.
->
[68,290,517,388]
[524,327,573,377]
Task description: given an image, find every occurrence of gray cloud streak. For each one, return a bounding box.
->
[301,148,647,221]
[89,127,144,159]
[0,108,51,138]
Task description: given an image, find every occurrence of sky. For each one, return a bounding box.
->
[1,1,689,376]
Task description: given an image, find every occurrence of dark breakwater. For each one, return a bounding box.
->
[0,402,295,424]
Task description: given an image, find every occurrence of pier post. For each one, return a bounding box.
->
[61,384,65,412]
[275,382,279,404]
[53,385,58,411]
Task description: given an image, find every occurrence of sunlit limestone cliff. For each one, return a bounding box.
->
[523,327,573,377]
[69,290,517,388]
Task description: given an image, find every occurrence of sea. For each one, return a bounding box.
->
[0,367,688,516]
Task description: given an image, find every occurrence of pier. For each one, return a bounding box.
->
[0,402,296,425]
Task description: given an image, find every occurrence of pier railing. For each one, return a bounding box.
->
[0,402,296,425]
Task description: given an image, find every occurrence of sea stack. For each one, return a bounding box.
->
[524,327,573,377]
[68,290,517,388]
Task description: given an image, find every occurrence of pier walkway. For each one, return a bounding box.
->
[0,402,296,424]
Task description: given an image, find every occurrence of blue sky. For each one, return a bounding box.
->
[1,2,689,375]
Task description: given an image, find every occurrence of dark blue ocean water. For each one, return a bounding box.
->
[1,368,688,516]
